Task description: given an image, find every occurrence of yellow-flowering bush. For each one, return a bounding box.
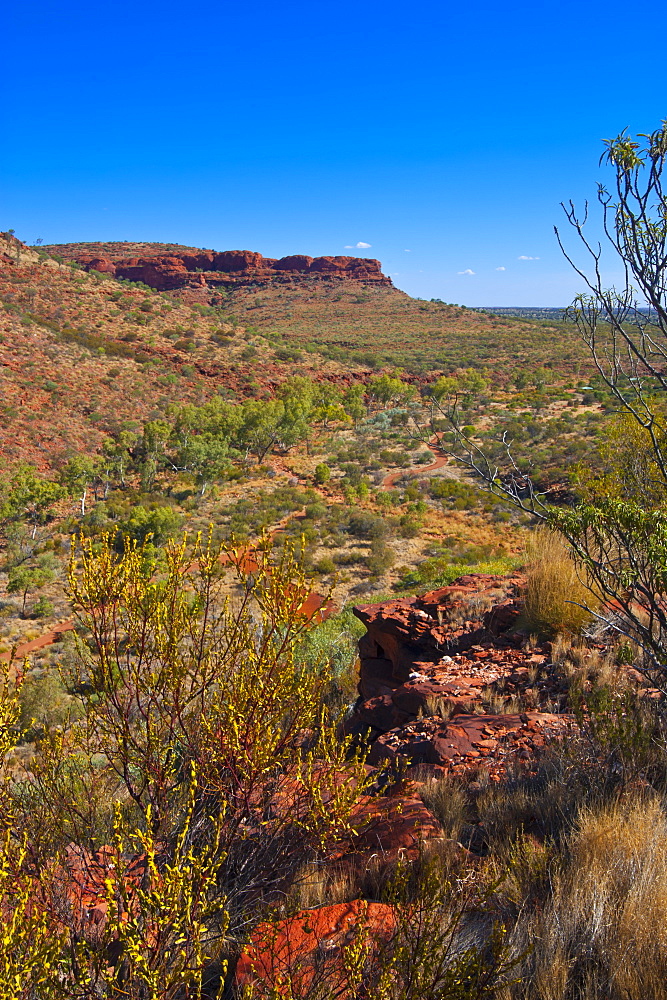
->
[0,532,372,996]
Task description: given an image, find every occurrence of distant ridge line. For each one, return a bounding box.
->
[474,305,658,321]
[473,306,568,321]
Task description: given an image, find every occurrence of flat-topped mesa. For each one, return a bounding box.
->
[40,242,393,292]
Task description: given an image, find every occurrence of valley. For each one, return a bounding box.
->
[0,230,654,999]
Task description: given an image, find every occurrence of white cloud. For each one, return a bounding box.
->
[496,266,506,271]
[517,255,540,260]
[344,241,372,249]
[457,269,475,275]
[403,249,412,252]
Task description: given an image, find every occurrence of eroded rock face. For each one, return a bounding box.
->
[265,764,443,868]
[235,900,397,998]
[342,792,442,864]
[46,844,149,942]
[41,242,393,292]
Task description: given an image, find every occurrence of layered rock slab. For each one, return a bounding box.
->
[367,711,575,779]
[350,575,546,734]
[351,575,576,779]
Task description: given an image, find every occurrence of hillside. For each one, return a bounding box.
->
[42,239,593,378]
[0,235,366,472]
[0,231,610,629]
[0,230,539,649]
[224,279,591,376]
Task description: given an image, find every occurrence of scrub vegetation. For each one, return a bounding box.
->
[3,122,667,997]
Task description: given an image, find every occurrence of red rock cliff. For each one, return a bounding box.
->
[41,242,393,292]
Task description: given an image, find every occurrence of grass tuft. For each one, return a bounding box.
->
[508,795,667,1000]
[521,528,597,638]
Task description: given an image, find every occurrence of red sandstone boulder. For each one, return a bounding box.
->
[348,575,559,734]
[308,255,355,272]
[274,254,314,271]
[178,252,216,270]
[115,260,203,290]
[212,249,265,272]
[344,793,442,863]
[353,598,449,684]
[484,599,523,636]
[46,843,149,941]
[235,900,397,998]
[85,256,116,275]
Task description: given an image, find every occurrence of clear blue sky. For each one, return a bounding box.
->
[4,0,666,305]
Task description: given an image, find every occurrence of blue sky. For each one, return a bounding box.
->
[4,0,667,305]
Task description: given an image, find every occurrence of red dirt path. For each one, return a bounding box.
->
[381,438,449,489]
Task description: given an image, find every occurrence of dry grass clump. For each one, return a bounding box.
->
[507,795,667,1000]
[553,637,622,692]
[419,774,468,841]
[284,862,358,911]
[521,528,597,638]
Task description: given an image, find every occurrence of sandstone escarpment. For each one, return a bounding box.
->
[41,242,393,294]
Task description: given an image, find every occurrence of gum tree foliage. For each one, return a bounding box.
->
[442,122,667,684]
[7,551,58,616]
[0,465,66,540]
[162,380,363,475]
[58,454,100,516]
[367,373,415,411]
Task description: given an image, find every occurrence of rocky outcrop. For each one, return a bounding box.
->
[349,575,530,733]
[342,790,443,864]
[350,574,575,780]
[367,711,575,779]
[41,242,393,293]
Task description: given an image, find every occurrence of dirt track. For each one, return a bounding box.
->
[381,439,449,489]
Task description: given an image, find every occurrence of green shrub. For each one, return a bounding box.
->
[116,505,184,548]
[333,550,366,566]
[32,596,54,618]
[348,510,388,540]
[305,502,327,519]
[367,539,396,576]
[18,669,76,731]
[314,463,331,484]
[398,515,421,538]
